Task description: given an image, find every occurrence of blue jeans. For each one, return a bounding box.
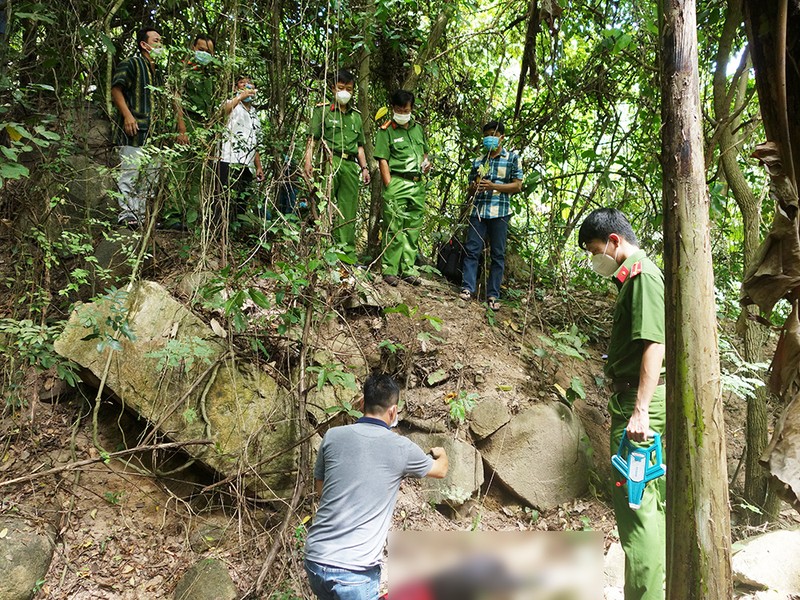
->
[461,214,509,299]
[304,559,381,600]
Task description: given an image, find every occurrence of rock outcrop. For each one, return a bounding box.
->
[407,432,484,505]
[480,402,590,510]
[0,516,56,600]
[54,280,298,499]
[173,559,238,600]
[732,529,800,594]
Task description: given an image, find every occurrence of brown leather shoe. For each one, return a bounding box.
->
[383,274,400,286]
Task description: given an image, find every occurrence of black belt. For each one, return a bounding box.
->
[610,376,666,393]
[391,171,422,182]
[336,152,359,163]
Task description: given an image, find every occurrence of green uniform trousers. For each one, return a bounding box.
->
[382,177,425,276]
[609,385,666,600]
[328,156,360,258]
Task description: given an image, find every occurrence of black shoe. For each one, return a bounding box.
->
[383,274,400,287]
[402,275,422,286]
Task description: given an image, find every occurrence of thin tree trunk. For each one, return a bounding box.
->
[713,0,778,523]
[368,5,453,256]
[660,0,733,597]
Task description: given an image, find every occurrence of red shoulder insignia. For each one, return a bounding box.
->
[630,262,643,278]
[329,103,336,111]
[615,265,630,283]
[380,120,395,130]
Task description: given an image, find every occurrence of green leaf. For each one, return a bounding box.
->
[14,11,56,24]
[568,377,586,400]
[0,162,29,180]
[248,288,271,309]
[99,33,116,55]
[426,369,448,386]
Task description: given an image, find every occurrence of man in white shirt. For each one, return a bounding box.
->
[217,75,265,224]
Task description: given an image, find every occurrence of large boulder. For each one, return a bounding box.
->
[469,395,511,440]
[407,432,483,505]
[732,529,800,593]
[304,317,369,422]
[63,154,116,217]
[480,402,590,510]
[54,281,298,499]
[573,398,613,488]
[0,516,56,600]
[173,559,238,600]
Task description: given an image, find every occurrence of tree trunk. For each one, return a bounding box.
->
[660,1,733,598]
[712,0,778,524]
[368,5,454,256]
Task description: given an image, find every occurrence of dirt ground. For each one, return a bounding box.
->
[1,231,798,599]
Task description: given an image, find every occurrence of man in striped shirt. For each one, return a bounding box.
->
[459,121,523,311]
[111,27,164,228]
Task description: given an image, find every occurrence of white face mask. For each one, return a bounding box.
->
[393,112,411,125]
[335,90,352,105]
[147,44,165,58]
[590,240,619,277]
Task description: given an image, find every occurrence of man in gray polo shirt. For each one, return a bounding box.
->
[304,374,448,599]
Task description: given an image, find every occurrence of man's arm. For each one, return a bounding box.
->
[626,340,665,442]
[223,87,255,116]
[475,178,522,195]
[356,146,370,185]
[303,137,316,180]
[378,158,391,187]
[254,151,265,181]
[421,153,431,174]
[425,447,448,479]
[111,85,138,138]
[174,95,189,145]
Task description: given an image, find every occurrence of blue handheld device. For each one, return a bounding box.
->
[611,431,666,510]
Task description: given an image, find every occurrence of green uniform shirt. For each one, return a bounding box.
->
[111,54,161,147]
[182,61,216,123]
[605,249,665,381]
[374,119,428,174]
[309,103,365,156]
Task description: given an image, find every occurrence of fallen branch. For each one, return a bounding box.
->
[0,439,213,489]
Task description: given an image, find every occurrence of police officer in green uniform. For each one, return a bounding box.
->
[374,89,431,286]
[578,208,666,600]
[303,69,370,259]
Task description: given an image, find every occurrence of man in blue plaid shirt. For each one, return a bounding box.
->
[459,121,523,310]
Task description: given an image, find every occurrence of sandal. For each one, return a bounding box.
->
[487,297,501,311]
[459,289,472,301]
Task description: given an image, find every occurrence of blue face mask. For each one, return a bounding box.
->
[482,135,500,151]
[194,50,213,65]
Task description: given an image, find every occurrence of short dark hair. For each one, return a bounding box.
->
[334,69,355,85]
[363,374,400,414]
[577,208,639,250]
[236,74,252,84]
[192,34,214,47]
[483,120,505,135]
[136,28,160,53]
[391,89,415,108]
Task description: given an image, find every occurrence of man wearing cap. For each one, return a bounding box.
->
[578,207,666,600]
[374,89,431,287]
[304,69,370,260]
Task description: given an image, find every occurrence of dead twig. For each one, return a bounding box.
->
[0,439,213,489]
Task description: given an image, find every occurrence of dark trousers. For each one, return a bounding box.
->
[216,161,255,224]
[461,214,509,299]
